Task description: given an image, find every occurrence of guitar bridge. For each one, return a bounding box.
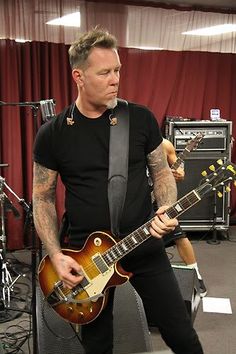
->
[46,281,69,306]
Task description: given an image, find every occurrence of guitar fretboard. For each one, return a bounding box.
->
[102,189,201,266]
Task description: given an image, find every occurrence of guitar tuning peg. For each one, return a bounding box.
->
[217,159,223,165]
[226,186,231,192]
[201,170,207,177]
[209,165,215,172]
[217,191,223,198]
[234,181,236,187]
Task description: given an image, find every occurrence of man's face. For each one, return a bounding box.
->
[77,47,121,109]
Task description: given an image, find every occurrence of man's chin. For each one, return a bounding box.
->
[106,98,118,109]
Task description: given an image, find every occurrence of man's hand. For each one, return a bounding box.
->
[171,167,185,181]
[149,205,178,239]
[50,252,84,289]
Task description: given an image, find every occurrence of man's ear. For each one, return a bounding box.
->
[72,68,84,86]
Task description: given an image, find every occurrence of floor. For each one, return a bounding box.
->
[0,226,236,353]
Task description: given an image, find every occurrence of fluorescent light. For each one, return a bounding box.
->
[46,11,80,27]
[182,24,236,36]
[15,38,31,43]
[131,46,164,50]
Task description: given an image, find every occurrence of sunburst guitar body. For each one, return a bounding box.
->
[38,231,131,325]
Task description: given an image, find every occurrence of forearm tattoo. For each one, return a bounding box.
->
[32,162,61,257]
[147,144,177,206]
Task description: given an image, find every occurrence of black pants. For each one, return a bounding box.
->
[81,250,203,354]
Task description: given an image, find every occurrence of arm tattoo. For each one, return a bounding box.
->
[32,162,61,257]
[147,144,177,206]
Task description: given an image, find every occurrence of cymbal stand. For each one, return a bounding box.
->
[3,179,40,353]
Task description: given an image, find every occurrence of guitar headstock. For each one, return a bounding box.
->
[197,160,236,199]
[186,132,204,152]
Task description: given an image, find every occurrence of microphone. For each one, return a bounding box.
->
[0,100,53,106]
[40,99,56,122]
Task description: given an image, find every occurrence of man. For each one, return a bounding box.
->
[162,138,207,297]
[33,28,203,354]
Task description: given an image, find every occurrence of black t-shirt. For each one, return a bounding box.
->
[33,102,163,251]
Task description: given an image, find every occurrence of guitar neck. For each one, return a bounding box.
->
[103,189,201,266]
[171,148,190,170]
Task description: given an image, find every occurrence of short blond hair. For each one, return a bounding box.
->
[68,27,118,70]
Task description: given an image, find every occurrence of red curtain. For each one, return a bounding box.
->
[1,40,235,250]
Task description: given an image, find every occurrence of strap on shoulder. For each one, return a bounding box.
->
[108,99,129,237]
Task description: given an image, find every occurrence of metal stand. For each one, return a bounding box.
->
[0,99,54,353]
[207,190,221,245]
[0,176,25,322]
[3,158,40,354]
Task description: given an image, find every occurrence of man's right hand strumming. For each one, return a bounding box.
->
[50,252,84,289]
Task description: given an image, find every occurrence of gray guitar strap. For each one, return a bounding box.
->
[108,98,129,237]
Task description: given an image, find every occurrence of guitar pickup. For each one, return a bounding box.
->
[92,253,110,274]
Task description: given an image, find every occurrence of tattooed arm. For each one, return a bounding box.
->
[33,162,83,288]
[32,162,60,256]
[147,142,177,206]
[147,143,178,238]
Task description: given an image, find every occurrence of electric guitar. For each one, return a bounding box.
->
[38,160,236,325]
[170,132,204,170]
[151,132,204,203]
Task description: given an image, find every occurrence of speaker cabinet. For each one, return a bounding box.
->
[177,157,230,230]
[172,266,201,323]
[36,282,152,354]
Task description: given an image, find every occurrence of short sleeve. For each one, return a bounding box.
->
[33,121,58,171]
[145,108,163,154]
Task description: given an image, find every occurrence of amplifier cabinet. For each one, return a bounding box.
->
[164,120,232,231]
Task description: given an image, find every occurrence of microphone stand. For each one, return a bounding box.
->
[207,189,220,245]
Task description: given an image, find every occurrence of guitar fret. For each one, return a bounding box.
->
[103,221,153,266]
[131,235,138,244]
[121,242,128,251]
[167,191,200,218]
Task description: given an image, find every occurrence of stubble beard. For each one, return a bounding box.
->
[106,97,118,109]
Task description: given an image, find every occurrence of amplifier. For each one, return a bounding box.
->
[165,120,232,155]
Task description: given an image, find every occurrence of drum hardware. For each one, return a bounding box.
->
[0,175,26,322]
[0,99,56,352]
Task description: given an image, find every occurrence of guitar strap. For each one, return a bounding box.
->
[108,98,129,237]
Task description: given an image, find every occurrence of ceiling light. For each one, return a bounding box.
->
[130,46,164,50]
[15,38,31,43]
[182,24,236,36]
[46,11,80,27]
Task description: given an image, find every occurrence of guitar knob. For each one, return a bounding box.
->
[67,306,74,313]
[78,311,84,319]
